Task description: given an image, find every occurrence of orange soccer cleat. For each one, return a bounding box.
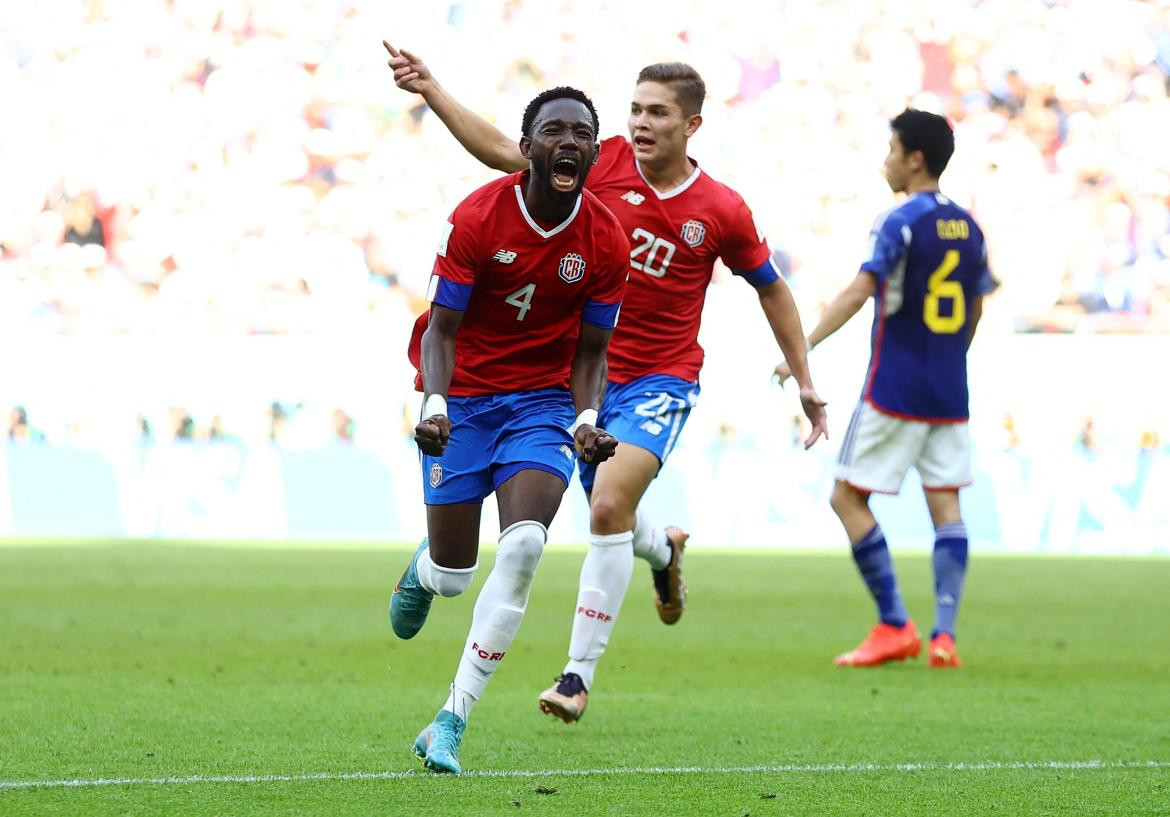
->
[834,620,921,667]
[927,632,963,668]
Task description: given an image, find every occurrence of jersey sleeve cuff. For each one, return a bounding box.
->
[428,275,473,311]
[582,299,621,329]
[732,258,781,288]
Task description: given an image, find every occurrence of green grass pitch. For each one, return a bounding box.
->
[1,541,1168,816]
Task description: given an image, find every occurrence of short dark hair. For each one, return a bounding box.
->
[890,108,955,178]
[636,63,706,115]
[521,86,599,139]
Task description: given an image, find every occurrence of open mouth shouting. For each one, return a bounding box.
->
[552,154,581,192]
[632,134,655,153]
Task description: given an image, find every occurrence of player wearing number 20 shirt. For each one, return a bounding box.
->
[577,134,779,489]
[408,169,630,503]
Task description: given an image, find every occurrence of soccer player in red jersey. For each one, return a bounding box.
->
[384,42,828,722]
[775,110,994,669]
[391,87,630,774]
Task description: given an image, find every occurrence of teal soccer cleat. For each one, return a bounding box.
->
[390,540,434,639]
[412,710,466,775]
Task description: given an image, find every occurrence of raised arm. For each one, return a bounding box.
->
[568,323,618,465]
[756,277,829,448]
[414,304,464,456]
[384,41,527,173]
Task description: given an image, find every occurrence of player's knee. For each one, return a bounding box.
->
[830,481,866,518]
[589,492,636,535]
[429,562,478,597]
[496,520,547,584]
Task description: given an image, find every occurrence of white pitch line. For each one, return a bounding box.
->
[1,760,1167,791]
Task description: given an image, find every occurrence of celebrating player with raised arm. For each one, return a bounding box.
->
[390,87,629,775]
[384,42,828,723]
[775,109,995,669]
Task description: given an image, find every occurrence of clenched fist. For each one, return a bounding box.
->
[414,414,452,456]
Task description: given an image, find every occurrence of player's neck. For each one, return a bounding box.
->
[522,177,578,224]
[637,154,695,193]
[904,176,940,195]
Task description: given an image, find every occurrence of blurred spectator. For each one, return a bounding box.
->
[62,192,106,248]
[168,407,195,441]
[266,402,288,442]
[8,406,45,443]
[1078,416,1098,452]
[331,408,355,443]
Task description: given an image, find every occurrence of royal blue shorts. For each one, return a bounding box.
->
[577,374,699,493]
[421,388,577,505]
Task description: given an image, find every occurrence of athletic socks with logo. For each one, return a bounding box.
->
[851,524,909,627]
[441,521,547,721]
[564,530,635,691]
[931,521,968,639]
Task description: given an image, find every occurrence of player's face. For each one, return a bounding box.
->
[883,132,913,193]
[628,82,699,166]
[520,98,598,199]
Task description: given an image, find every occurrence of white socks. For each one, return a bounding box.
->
[442,520,547,720]
[564,530,634,691]
[631,505,671,571]
[417,548,478,597]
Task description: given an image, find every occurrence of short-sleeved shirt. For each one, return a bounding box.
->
[584,136,776,383]
[860,191,995,422]
[408,171,629,397]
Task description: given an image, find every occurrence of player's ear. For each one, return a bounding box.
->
[519,135,532,160]
[684,113,703,139]
[591,141,599,165]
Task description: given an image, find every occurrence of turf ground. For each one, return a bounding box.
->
[1,541,1168,816]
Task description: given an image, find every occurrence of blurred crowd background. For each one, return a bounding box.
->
[4,0,1170,338]
[0,1,1168,546]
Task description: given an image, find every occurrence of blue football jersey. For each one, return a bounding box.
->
[859,192,994,422]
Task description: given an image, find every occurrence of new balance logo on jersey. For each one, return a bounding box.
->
[558,252,586,283]
[639,420,663,436]
[620,190,646,206]
[559,444,574,461]
[681,219,706,247]
[492,249,518,264]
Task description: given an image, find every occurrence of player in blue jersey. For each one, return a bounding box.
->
[775,109,995,668]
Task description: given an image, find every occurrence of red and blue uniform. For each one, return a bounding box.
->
[409,171,629,504]
[577,135,779,489]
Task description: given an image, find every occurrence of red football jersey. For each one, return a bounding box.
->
[409,171,629,397]
[585,136,773,383]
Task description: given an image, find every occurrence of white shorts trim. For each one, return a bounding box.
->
[835,400,971,494]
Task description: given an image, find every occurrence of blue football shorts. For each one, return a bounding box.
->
[577,374,699,493]
[421,388,577,505]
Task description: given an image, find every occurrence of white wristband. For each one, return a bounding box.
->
[421,393,448,420]
[568,408,598,435]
